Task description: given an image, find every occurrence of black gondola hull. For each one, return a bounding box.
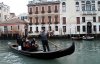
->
[9,43,75,59]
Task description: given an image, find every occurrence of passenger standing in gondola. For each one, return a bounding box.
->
[39,29,50,52]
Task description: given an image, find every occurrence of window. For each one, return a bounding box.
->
[48,6,51,13]
[81,1,85,3]
[62,2,66,12]
[29,17,32,23]
[83,26,86,32]
[76,2,80,11]
[63,17,66,24]
[98,1,100,11]
[29,8,32,14]
[55,26,58,31]
[48,16,51,24]
[77,26,80,32]
[35,17,38,24]
[93,25,96,32]
[55,5,58,13]
[41,27,45,30]
[18,25,19,30]
[76,17,80,24]
[98,16,100,22]
[36,27,38,32]
[93,17,96,22]
[63,26,66,32]
[42,16,45,24]
[82,17,85,22]
[92,4,95,11]
[4,26,8,31]
[86,1,91,11]
[82,4,85,11]
[92,1,95,3]
[35,7,38,14]
[99,25,100,31]
[55,15,58,24]
[41,7,45,13]
[30,27,32,32]
[11,26,12,30]
[76,2,79,5]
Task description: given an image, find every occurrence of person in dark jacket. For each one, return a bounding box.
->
[39,29,50,52]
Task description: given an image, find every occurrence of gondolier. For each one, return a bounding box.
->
[39,29,50,52]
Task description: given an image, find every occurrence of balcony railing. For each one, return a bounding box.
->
[35,22,39,25]
[54,10,58,13]
[35,11,38,14]
[29,12,32,14]
[48,11,51,13]
[82,10,97,15]
[41,22,45,24]
[54,21,59,24]
[29,22,32,25]
[41,11,45,13]
[48,22,52,24]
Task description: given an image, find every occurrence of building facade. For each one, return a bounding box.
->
[0,2,10,21]
[27,0,100,36]
[0,18,27,37]
[75,0,100,35]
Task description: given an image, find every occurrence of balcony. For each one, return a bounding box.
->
[35,22,39,25]
[54,10,58,13]
[35,11,38,14]
[82,10,97,15]
[41,22,45,24]
[41,11,45,13]
[48,22,52,24]
[54,21,59,24]
[29,12,32,14]
[29,22,32,25]
[48,11,51,13]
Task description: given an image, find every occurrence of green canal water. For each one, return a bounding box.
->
[0,39,100,64]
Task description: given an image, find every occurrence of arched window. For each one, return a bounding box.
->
[76,2,79,5]
[76,2,80,11]
[86,1,91,11]
[62,2,66,12]
[62,2,66,5]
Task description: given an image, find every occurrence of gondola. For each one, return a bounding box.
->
[82,36,94,40]
[71,37,82,40]
[9,42,75,59]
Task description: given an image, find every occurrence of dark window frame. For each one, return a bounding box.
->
[77,26,80,32]
[93,17,96,22]
[83,26,86,32]
[55,26,58,31]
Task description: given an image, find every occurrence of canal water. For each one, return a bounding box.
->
[0,39,100,64]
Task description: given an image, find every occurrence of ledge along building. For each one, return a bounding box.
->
[27,0,100,38]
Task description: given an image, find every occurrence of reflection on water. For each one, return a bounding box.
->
[0,39,100,64]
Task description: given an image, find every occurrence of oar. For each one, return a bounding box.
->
[48,40,62,49]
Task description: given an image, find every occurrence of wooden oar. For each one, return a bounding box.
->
[48,40,62,49]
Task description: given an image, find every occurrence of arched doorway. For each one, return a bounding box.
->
[87,22,92,34]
